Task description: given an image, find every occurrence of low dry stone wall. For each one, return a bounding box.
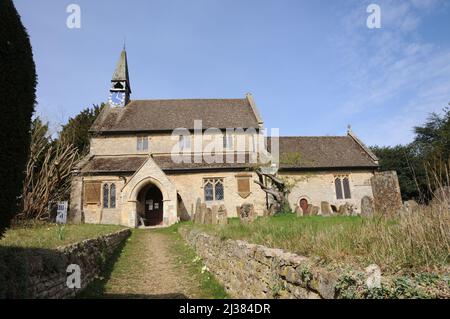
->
[179,228,449,299]
[180,228,336,299]
[0,229,130,299]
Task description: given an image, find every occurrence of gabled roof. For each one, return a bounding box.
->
[90,98,260,133]
[270,135,379,170]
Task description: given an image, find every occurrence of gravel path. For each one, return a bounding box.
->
[100,230,204,299]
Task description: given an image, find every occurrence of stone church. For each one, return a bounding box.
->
[69,49,392,227]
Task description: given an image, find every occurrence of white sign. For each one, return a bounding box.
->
[56,201,68,224]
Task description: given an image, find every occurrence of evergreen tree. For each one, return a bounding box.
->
[59,104,104,155]
[0,0,37,236]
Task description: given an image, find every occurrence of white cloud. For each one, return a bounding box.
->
[333,0,450,146]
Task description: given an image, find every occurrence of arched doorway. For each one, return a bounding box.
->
[138,184,164,226]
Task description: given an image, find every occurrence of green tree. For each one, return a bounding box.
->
[59,104,104,155]
[371,145,428,201]
[414,107,450,163]
[0,0,37,236]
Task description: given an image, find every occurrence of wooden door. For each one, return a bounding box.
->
[144,186,163,226]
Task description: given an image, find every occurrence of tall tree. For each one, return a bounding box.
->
[0,0,37,236]
[372,145,429,201]
[59,104,104,155]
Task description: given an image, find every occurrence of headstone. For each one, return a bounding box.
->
[361,196,375,217]
[239,203,256,224]
[370,171,403,216]
[338,204,349,216]
[194,198,202,223]
[310,206,320,216]
[320,201,333,216]
[217,204,228,225]
[204,207,213,224]
[211,205,219,224]
[200,203,207,224]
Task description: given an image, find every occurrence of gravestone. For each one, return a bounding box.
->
[310,206,320,216]
[200,203,207,224]
[217,204,228,225]
[361,196,375,217]
[205,207,213,224]
[338,204,349,216]
[320,201,333,216]
[239,203,256,224]
[194,198,202,223]
[370,171,403,216]
[211,205,219,224]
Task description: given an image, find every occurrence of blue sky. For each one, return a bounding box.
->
[14,0,450,146]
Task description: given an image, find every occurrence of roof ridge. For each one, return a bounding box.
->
[130,98,247,102]
[278,135,348,138]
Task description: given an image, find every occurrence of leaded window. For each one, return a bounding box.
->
[110,184,116,208]
[203,178,224,201]
[204,182,214,201]
[103,183,117,208]
[103,184,109,208]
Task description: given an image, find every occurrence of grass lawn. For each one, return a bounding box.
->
[0,223,125,249]
[187,212,450,275]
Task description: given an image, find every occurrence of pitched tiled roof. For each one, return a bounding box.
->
[90,98,260,133]
[80,155,255,174]
[81,156,147,173]
[153,154,255,171]
[271,136,379,169]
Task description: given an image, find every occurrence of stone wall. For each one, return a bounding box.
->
[0,229,130,299]
[179,228,449,299]
[180,228,338,299]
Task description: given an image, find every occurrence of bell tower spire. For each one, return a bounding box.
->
[108,48,131,107]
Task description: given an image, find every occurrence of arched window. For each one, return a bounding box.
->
[103,184,109,208]
[204,182,214,201]
[110,184,116,208]
[335,178,343,200]
[215,180,224,200]
[343,177,351,199]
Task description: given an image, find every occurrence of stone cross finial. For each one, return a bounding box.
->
[347,124,352,134]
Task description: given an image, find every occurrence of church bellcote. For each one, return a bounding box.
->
[108,48,131,107]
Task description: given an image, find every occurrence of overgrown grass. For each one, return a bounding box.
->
[0,223,124,249]
[189,209,449,274]
[155,224,228,299]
